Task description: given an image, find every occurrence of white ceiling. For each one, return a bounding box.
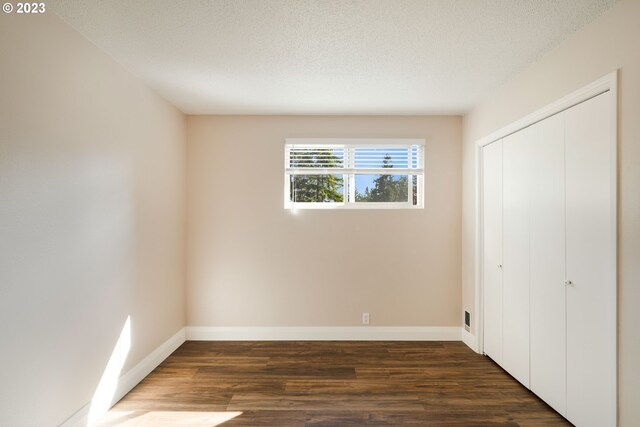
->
[50,0,617,115]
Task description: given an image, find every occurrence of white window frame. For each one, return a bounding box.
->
[284,138,425,210]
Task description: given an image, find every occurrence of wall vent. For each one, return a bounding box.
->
[464,311,471,332]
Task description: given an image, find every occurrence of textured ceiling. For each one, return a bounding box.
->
[50,0,618,114]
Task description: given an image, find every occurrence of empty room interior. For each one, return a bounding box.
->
[2,0,639,426]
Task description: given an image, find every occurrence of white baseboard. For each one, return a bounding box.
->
[186,326,462,341]
[59,402,90,427]
[60,327,186,427]
[461,328,478,353]
[112,327,186,405]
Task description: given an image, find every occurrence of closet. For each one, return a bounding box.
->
[481,91,615,427]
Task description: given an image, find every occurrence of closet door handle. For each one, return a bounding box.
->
[565,280,573,286]
[498,264,503,268]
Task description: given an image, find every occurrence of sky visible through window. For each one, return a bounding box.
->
[356,174,404,193]
[350,147,415,194]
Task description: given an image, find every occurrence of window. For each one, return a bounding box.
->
[284,138,424,209]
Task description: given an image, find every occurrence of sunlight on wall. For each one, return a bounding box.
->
[98,410,242,426]
[88,316,131,425]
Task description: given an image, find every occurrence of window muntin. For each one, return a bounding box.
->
[285,139,424,209]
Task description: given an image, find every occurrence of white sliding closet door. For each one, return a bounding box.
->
[529,113,566,415]
[482,140,503,364]
[565,92,615,427]
[502,127,531,387]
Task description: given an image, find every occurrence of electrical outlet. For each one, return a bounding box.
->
[362,312,370,325]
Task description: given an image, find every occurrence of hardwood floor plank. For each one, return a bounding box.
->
[227,392,425,411]
[102,341,570,426]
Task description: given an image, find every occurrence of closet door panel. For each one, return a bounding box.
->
[501,128,531,388]
[565,92,615,427]
[529,113,566,415]
[482,140,503,363]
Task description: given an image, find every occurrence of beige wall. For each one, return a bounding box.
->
[0,13,186,427]
[187,115,462,327]
[462,0,640,424]
[8,1,636,425]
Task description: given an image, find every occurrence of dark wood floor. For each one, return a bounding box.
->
[99,341,570,426]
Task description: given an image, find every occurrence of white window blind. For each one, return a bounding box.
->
[284,138,425,209]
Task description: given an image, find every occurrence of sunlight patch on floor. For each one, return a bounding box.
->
[96,411,242,426]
